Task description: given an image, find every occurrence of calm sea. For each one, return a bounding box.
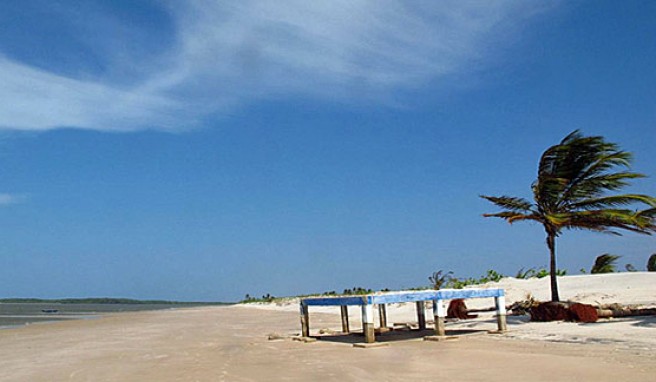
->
[0,303,206,329]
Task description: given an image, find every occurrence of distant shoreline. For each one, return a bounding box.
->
[0,298,232,305]
[0,300,231,330]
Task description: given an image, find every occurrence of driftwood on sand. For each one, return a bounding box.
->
[526,302,656,323]
[596,306,656,319]
[455,298,656,324]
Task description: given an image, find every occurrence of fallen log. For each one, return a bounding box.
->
[529,302,572,322]
[451,302,656,321]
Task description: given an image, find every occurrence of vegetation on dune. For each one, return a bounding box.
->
[482,130,656,301]
[428,270,453,290]
[242,293,277,303]
[445,269,505,289]
[515,267,567,279]
[242,257,651,304]
[240,287,376,304]
[429,266,567,291]
[590,254,621,274]
[624,263,637,272]
[243,250,656,304]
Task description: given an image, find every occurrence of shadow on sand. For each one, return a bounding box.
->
[626,315,656,328]
[312,328,489,345]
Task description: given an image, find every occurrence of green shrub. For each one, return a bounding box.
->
[240,293,276,303]
[428,270,453,290]
[515,266,566,279]
[342,287,373,295]
[591,254,621,274]
[648,254,656,272]
[442,269,507,289]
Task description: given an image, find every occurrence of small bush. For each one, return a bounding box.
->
[648,254,656,272]
[342,287,373,295]
[591,254,621,274]
[428,270,453,290]
[515,266,566,279]
[442,269,507,289]
[240,293,276,303]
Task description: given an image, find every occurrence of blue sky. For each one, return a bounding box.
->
[1,1,654,302]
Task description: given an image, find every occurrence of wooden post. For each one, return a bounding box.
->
[378,304,388,328]
[340,305,350,333]
[495,295,507,332]
[362,304,375,343]
[300,304,310,337]
[433,299,446,336]
[416,301,426,330]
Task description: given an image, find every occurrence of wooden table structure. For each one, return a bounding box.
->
[300,288,506,344]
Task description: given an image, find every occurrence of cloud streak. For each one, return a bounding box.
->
[0,193,24,206]
[0,1,555,132]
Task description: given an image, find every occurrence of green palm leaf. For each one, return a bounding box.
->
[569,194,656,210]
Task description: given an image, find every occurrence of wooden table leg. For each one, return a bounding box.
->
[300,304,310,337]
[378,304,388,328]
[416,301,426,330]
[340,305,350,333]
[362,304,375,343]
[495,295,507,332]
[433,299,446,336]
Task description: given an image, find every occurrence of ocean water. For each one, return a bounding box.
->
[0,303,195,329]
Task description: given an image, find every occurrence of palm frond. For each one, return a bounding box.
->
[480,195,534,212]
[636,208,656,219]
[569,194,656,210]
[482,211,543,225]
[562,171,644,201]
[556,209,656,235]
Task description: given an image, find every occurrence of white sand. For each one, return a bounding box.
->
[246,272,656,350]
[0,272,654,381]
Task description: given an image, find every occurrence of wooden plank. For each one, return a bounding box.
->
[370,291,437,305]
[353,342,389,348]
[434,289,504,300]
[340,305,350,333]
[353,342,389,349]
[300,288,504,307]
[302,296,371,306]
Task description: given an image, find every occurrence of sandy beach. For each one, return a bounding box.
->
[1,273,654,381]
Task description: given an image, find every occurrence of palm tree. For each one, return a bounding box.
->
[481,131,656,301]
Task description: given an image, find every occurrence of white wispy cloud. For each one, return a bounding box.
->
[0,57,180,131]
[0,1,555,132]
[0,193,24,205]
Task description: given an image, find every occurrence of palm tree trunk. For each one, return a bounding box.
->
[546,233,560,302]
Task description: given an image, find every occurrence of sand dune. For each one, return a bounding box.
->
[247,272,656,350]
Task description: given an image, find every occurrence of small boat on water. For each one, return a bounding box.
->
[41,309,59,314]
